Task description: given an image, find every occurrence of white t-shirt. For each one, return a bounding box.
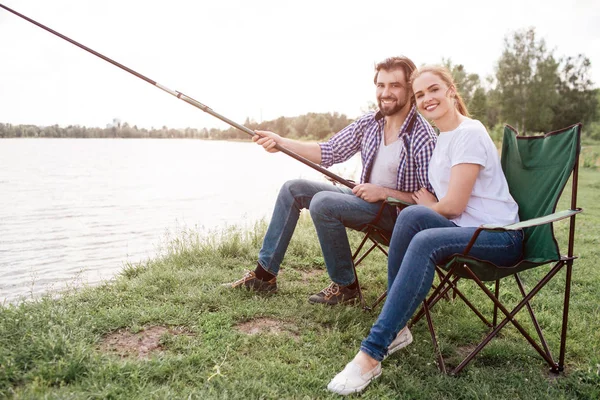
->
[429,119,519,227]
[369,138,402,189]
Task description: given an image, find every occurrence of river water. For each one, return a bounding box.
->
[0,139,360,304]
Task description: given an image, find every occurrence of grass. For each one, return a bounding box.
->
[1,167,599,399]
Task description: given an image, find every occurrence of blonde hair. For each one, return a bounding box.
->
[409,65,470,117]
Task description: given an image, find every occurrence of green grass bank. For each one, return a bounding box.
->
[1,154,599,399]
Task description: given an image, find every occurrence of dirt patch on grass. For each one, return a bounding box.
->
[235,317,300,340]
[454,344,478,362]
[99,325,192,359]
[299,269,322,283]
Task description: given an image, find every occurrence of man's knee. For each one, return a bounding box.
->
[309,191,342,220]
[277,179,318,205]
[280,179,306,195]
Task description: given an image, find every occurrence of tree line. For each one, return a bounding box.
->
[1,28,598,141]
[0,112,354,141]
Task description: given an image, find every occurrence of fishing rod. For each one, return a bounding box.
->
[0,3,356,189]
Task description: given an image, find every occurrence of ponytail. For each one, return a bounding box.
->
[453,91,470,117]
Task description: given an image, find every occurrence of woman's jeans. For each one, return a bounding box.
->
[360,205,524,361]
[258,179,397,286]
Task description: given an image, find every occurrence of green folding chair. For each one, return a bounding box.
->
[409,123,583,374]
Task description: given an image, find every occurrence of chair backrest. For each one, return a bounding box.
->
[501,124,581,263]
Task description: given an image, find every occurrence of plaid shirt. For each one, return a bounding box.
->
[319,105,437,193]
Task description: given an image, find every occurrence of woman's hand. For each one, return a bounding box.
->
[412,188,438,207]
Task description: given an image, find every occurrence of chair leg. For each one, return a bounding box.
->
[422,299,447,373]
[351,227,380,310]
[433,268,452,301]
[493,279,500,327]
[515,274,553,362]
[351,225,391,311]
[369,267,455,312]
[351,229,378,268]
[558,261,574,372]
[350,258,366,310]
[412,274,492,328]
[367,288,390,310]
[410,265,459,327]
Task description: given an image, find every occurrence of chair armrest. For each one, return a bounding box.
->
[462,208,582,257]
[385,196,412,208]
[481,208,583,231]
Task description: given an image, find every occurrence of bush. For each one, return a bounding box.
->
[488,123,504,144]
[585,121,600,141]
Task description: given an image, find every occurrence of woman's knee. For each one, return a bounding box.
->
[393,205,429,231]
[396,205,428,222]
[408,230,441,254]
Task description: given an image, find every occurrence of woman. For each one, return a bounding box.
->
[327,65,524,395]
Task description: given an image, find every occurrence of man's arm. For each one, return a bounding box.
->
[253,130,322,164]
[254,114,369,167]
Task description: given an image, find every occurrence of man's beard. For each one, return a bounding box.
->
[378,96,408,116]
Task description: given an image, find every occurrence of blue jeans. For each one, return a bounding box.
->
[258,179,397,286]
[360,205,524,361]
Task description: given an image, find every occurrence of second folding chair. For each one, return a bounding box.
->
[409,123,583,374]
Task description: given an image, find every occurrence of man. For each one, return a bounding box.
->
[227,56,437,305]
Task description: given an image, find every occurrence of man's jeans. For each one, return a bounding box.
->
[258,179,397,286]
[360,205,524,361]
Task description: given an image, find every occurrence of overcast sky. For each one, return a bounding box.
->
[1,0,599,131]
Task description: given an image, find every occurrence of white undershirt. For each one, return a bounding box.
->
[369,138,401,189]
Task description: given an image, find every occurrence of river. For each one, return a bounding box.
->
[0,138,360,304]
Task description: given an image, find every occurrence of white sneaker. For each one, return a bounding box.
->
[384,326,413,359]
[327,360,382,396]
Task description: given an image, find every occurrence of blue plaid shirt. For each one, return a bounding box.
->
[319,105,437,193]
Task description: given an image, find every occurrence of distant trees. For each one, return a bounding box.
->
[0,112,354,140]
[468,87,488,126]
[216,112,353,141]
[490,28,597,135]
[552,54,598,129]
[438,27,598,138]
[494,28,559,133]
[444,59,481,106]
[0,122,210,139]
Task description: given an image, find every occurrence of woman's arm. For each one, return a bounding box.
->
[413,163,480,219]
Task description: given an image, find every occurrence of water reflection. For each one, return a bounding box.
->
[0,139,360,304]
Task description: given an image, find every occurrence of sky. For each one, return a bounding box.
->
[1,0,599,131]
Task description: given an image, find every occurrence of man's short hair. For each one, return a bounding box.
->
[374,56,417,83]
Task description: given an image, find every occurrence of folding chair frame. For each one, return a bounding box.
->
[350,201,393,311]
[351,200,450,312]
